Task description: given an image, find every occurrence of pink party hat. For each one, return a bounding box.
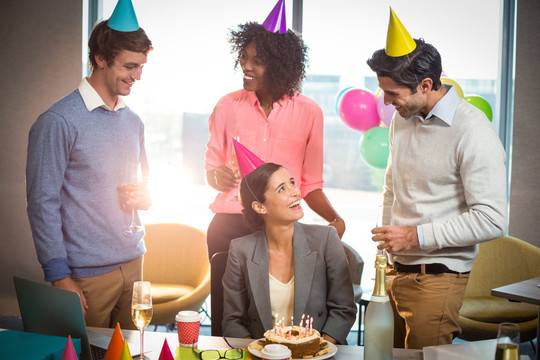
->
[108,0,140,32]
[119,340,132,360]
[233,139,265,178]
[158,338,174,360]
[60,335,78,360]
[104,323,124,360]
[262,0,287,34]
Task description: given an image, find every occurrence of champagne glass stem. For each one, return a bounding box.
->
[131,208,136,231]
[139,328,144,359]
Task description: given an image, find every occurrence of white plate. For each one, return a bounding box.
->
[247,339,337,360]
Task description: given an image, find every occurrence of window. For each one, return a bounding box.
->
[97,0,508,296]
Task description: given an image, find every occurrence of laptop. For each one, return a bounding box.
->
[13,276,139,360]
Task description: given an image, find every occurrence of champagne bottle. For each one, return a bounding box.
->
[364,254,394,360]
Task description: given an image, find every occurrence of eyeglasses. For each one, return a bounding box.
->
[192,338,244,360]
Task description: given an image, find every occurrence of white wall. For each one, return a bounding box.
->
[0,0,82,316]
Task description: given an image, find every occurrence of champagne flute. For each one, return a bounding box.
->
[121,161,144,235]
[495,322,520,360]
[375,205,392,255]
[131,281,153,360]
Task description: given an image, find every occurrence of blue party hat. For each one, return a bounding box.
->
[108,0,140,32]
[262,0,287,34]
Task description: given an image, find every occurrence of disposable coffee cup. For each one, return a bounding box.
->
[261,344,292,360]
[175,310,201,347]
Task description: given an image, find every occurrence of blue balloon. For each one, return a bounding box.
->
[334,86,355,115]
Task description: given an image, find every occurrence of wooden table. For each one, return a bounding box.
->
[491,276,540,360]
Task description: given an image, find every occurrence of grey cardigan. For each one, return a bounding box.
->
[222,222,357,344]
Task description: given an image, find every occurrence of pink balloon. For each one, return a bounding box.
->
[377,90,396,127]
[338,88,379,132]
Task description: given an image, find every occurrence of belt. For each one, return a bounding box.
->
[393,262,470,275]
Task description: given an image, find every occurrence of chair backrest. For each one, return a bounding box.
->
[143,223,209,287]
[210,251,228,336]
[465,236,540,297]
[342,242,364,286]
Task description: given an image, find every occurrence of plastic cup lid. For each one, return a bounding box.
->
[261,344,291,359]
[175,310,201,322]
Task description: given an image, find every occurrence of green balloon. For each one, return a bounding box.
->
[360,127,390,169]
[465,95,493,121]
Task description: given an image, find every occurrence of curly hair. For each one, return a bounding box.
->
[229,22,308,100]
[240,162,283,230]
[366,39,442,93]
[88,20,153,70]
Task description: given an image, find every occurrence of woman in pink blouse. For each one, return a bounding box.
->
[204,22,345,259]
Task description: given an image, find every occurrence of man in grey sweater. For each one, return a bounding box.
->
[367,33,507,349]
[26,2,152,329]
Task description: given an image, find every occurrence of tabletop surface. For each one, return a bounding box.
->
[87,327,527,360]
[491,276,540,305]
[89,326,423,360]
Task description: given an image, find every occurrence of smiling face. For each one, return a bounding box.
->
[97,49,147,100]
[255,167,303,225]
[239,42,267,94]
[378,76,427,118]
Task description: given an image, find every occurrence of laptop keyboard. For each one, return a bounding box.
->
[90,344,107,360]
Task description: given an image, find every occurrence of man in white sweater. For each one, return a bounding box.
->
[367,38,507,349]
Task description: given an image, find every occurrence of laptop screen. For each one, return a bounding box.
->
[14,276,95,360]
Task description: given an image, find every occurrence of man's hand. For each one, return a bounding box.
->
[119,182,152,212]
[126,183,152,210]
[52,277,88,316]
[371,225,419,253]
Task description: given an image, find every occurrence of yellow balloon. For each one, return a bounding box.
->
[441,77,464,98]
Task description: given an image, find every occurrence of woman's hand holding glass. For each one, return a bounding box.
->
[213,165,241,192]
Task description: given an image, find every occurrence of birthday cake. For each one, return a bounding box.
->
[263,325,322,359]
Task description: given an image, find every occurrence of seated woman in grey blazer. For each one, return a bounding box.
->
[222,162,356,344]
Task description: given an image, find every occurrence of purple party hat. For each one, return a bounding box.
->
[262,0,287,34]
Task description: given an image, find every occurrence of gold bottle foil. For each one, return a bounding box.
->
[373,254,388,297]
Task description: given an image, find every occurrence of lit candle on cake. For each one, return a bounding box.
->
[299,313,305,328]
[291,316,294,327]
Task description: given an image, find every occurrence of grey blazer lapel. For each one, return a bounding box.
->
[246,232,274,330]
[292,222,317,320]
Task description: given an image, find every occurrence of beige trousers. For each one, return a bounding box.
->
[73,256,143,330]
[386,267,469,349]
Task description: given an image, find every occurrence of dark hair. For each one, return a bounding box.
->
[88,20,153,70]
[240,162,283,230]
[229,22,308,100]
[366,39,442,93]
